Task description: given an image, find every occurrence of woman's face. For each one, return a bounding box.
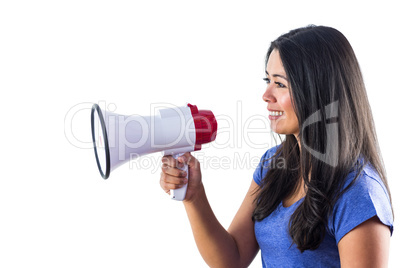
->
[262,49,299,136]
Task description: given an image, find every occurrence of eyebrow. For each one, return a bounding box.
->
[265,70,288,81]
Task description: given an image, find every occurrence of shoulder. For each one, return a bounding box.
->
[328,164,393,244]
[253,144,282,186]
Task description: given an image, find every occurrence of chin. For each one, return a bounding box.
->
[271,123,298,136]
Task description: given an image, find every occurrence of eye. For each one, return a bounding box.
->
[263,78,270,84]
[275,82,286,88]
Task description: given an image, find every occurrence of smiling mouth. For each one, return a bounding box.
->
[269,111,284,116]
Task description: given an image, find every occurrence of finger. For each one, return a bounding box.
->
[161,155,184,168]
[160,175,188,190]
[178,152,199,170]
[161,164,187,178]
[161,172,188,185]
[159,177,170,194]
[164,182,187,190]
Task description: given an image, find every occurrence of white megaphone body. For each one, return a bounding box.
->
[91,103,217,201]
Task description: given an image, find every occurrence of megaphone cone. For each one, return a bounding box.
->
[91,103,217,184]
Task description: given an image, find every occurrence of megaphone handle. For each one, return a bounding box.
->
[170,153,188,201]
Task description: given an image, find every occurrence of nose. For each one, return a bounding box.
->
[262,84,276,103]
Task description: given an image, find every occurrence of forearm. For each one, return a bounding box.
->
[183,184,242,268]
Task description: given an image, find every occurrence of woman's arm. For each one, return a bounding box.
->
[338,216,390,267]
[184,180,260,268]
[160,153,259,268]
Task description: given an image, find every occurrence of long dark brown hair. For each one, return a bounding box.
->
[252,25,393,252]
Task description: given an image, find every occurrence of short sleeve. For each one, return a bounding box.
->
[327,166,393,244]
[253,145,280,186]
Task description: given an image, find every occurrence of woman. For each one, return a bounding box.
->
[160,25,393,267]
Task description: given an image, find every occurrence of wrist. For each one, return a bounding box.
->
[183,182,206,205]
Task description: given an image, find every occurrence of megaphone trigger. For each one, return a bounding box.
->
[170,153,189,201]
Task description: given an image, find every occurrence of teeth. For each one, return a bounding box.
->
[269,111,283,116]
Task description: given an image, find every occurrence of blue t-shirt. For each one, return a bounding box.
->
[253,145,393,268]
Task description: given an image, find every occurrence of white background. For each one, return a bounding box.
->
[1,0,401,267]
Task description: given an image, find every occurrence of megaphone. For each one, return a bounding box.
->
[91,103,217,201]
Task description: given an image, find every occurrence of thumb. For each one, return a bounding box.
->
[178,152,199,170]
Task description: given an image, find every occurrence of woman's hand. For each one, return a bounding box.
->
[160,152,202,203]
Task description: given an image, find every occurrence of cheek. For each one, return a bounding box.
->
[280,94,295,116]
[280,93,299,129]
